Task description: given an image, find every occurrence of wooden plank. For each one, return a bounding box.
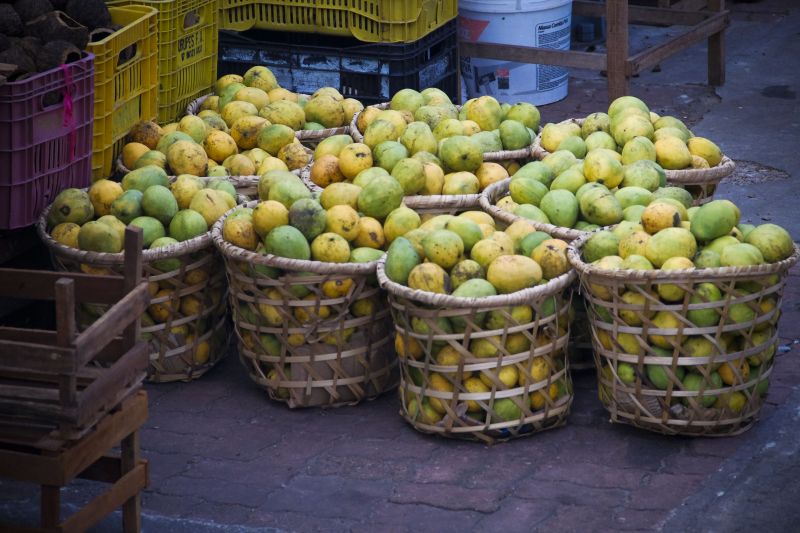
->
[122,227,144,295]
[76,342,148,427]
[459,41,606,70]
[573,1,710,26]
[627,12,728,75]
[0,364,105,387]
[0,396,74,423]
[0,448,62,485]
[60,462,147,533]
[0,336,143,371]
[41,485,61,529]
[0,269,126,304]
[122,228,144,354]
[607,0,630,101]
[74,283,150,367]
[62,392,148,482]
[708,0,725,85]
[0,392,147,485]
[121,431,142,533]
[0,341,75,374]
[0,383,60,403]
[55,279,78,434]
[0,327,57,344]
[55,279,76,348]
[78,455,121,484]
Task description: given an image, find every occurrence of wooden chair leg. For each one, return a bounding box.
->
[606,0,630,101]
[121,431,142,533]
[708,0,726,85]
[41,485,61,528]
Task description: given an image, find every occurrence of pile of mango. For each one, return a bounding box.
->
[580,197,794,412]
[48,170,238,255]
[539,95,723,171]
[221,169,403,357]
[495,153,697,232]
[359,90,540,153]
[308,133,514,198]
[118,66,363,178]
[383,210,571,296]
[221,168,396,264]
[209,68,362,130]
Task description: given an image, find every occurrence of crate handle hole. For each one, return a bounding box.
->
[184,10,201,30]
[42,90,64,109]
[117,43,138,69]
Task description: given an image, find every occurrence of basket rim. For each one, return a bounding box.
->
[185,93,350,139]
[38,185,247,264]
[298,164,322,194]
[567,229,800,281]
[403,193,481,209]
[349,102,391,143]
[211,200,380,275]
[479,178,587,242]
[376,255,576,308]
[531,117,736,183]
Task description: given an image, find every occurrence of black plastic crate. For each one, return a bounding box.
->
[217,19,458,105]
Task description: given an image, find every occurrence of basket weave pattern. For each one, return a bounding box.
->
[212,204,397,408]
[37,208,230,383]
[568,234,800,436]
[378,259,576,443]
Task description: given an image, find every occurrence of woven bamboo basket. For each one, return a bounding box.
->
[403,193,481,217]
[37,193,239,382]
[480,178,594,370]
[186,94,350,146]
[377,257,576,443]
[567,232,800,436]
[531,118,735,205]
[211,202,397,408]
[480,178,586,242]
[350,103,534,165]
[348,102,390,143]
[663,157,736,205]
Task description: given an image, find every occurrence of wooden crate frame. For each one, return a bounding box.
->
[459,0,729,103]
[0,391,149,533]
[0,227,150,445]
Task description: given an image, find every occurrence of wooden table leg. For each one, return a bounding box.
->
[121,431,142,533]
[606,0,630,102]
[708,0,726,85]
[41,485,60,528]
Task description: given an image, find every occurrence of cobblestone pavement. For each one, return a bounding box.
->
[1,1,799,531]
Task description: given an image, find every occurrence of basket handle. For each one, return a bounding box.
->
[116,43,139,70]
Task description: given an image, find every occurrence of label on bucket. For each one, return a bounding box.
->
[460,11,571,105]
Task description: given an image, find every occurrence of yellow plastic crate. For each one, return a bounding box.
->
[86,6,158,180]
[220,0,457,43]
[110,0,219,123]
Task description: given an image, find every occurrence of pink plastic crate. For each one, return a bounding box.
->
[0,54,95,229]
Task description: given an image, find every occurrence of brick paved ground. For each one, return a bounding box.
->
[1,1,799,531]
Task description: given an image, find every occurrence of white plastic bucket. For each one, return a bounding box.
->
[460,0,572,105]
